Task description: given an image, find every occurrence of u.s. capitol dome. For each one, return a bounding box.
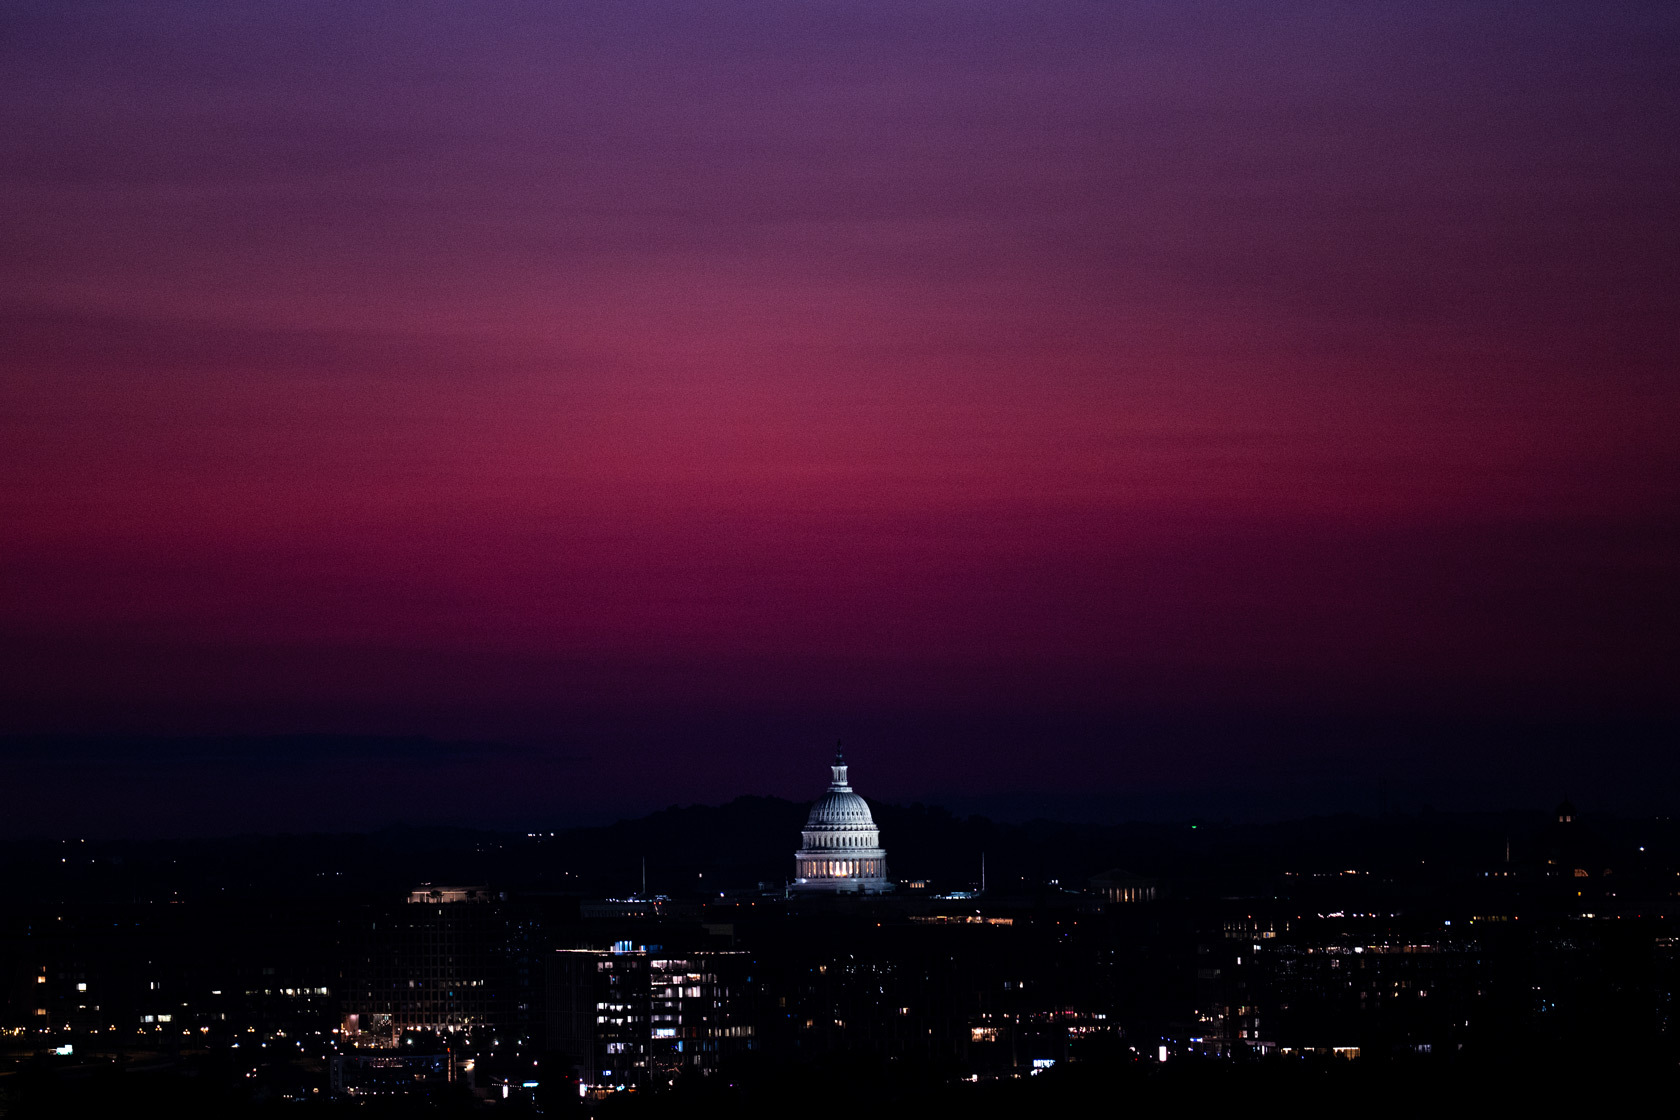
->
[792,749,890,893]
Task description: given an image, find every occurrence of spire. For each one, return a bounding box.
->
[830,741,850,790]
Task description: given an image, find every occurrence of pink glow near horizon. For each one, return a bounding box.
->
[1,3,1675,820]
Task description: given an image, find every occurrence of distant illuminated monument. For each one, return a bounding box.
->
[791,746,890,894]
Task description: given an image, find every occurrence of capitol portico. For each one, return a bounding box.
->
[792,749,890,894]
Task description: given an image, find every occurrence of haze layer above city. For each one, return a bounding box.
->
[2,2,1676,835]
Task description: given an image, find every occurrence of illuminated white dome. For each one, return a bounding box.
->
[792,749,890,894]
[806,788,875,830]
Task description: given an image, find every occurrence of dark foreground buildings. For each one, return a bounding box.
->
[1,798,1677,1113]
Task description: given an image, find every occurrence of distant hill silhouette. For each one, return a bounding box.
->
[10,792,1661,909]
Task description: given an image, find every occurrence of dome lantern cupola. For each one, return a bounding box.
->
[830,746,849,791]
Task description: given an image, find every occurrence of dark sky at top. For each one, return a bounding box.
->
[2,2,1676,835]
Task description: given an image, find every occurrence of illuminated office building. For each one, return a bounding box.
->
[548,948,754,1090]
[341,887,512,1044]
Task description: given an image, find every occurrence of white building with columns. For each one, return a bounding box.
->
[791,750,890,894]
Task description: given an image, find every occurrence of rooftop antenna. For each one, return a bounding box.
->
[981,852,987,894]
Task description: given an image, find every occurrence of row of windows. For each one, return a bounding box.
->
[1102,886,1156,903]
[804,832,879,849]
[799,859,882,878]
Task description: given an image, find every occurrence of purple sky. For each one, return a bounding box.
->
[2,2,1677,833]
